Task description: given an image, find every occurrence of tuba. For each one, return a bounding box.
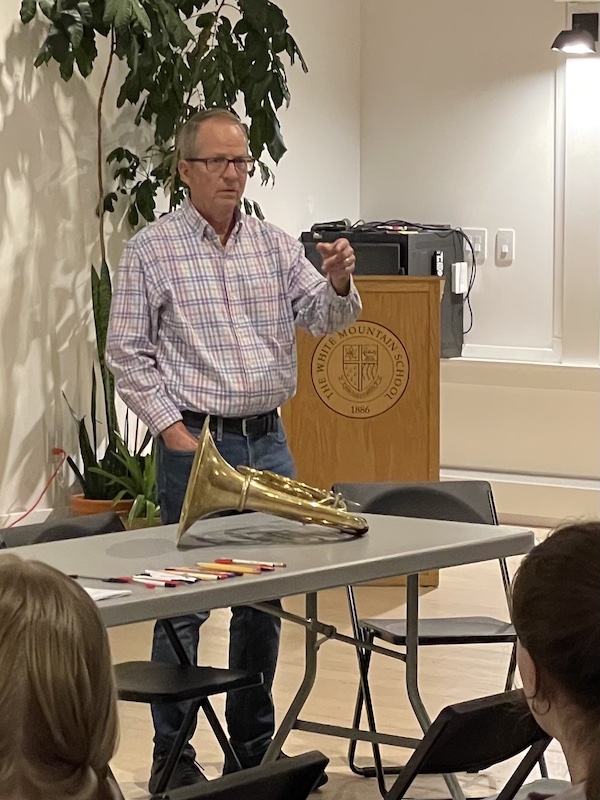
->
[177,420,368,542]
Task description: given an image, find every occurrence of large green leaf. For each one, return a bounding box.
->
[47,27,70,63]
[102,0,121,26]
[248,108,267,159]
[77,1,93,26]
[90,365,98,458]
[34,45,53,67]
[59,51,75,79]
[131,0,151,31]
[239,0,268,34]
[127,203,139,227]
[267,114,286,163]
[38,0,55,20]
[103,191,118,212]
[91,261,119,441]
[114,0,133,32]
[74,32,97,77]
[135,179,157,222]
[91,261,112,370]
[156,0,192,49]
[63,11,84,48]
[20,0,37,24]
[104,0,148,32]
[285,32,308,72]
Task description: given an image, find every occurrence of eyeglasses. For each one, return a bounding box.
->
[185,157,256,175]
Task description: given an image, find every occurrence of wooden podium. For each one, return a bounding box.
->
[282,276,442,586]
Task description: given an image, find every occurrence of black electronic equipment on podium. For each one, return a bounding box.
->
[301,226,464,358]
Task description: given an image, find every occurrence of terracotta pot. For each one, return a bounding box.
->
[69,494,134,517]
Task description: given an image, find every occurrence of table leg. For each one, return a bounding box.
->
[262,592,319,763]
[405,574,466,800]
[404,574,431,731]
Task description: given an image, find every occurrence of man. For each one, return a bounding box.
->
[106,108,361,791]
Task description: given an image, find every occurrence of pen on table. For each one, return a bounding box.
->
[143,570,199,583]
[69,574,136,584]
[164,567,238,580]
[148,570,224,583]
[144,570,228,583]
[215,558,286,570]
[69,574,162,590]
[131,576,179,588]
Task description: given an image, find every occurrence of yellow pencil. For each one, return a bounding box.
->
[195,562,262,575]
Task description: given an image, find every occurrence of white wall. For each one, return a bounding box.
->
[0,3,98,524]
[360,0,562,361]
[248,0,361,236]
[360,0,600,522]
[441,360,600,523]
[0,0,361,523]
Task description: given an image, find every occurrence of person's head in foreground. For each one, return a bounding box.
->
[511,521,600,800]
[0,555,118,800]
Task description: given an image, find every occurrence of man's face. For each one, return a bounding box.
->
[178,118,249,221]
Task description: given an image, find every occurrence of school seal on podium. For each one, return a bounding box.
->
[311,321,410,419]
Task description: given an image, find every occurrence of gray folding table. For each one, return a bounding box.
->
[12,512,534,795]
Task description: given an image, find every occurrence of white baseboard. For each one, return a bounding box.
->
[461,340,562,363]
[441,468,600,526]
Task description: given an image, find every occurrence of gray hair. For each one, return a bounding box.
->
[177,109,248,159]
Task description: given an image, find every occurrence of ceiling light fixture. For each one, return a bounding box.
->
[552,12,599,54]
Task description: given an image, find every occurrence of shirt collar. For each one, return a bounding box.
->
[181,197,244,240]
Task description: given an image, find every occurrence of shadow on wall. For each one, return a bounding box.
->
[0,17,98,519]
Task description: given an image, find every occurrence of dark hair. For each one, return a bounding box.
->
[511,521,600,800]
[177,108,248,159]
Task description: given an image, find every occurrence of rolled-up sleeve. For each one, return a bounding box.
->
[106,244,182,436]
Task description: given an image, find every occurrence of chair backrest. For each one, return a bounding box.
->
[333,480,498,525]
[385,690,551,800]
[0,511,126,548]
[151,751,329,800]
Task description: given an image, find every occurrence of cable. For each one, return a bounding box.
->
[347,218,477,334]
[454,227,476,334]
[7,448,67,528]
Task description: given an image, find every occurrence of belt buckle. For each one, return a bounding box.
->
[241,416,263,437]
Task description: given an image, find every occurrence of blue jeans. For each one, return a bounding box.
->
[152,417,295,766]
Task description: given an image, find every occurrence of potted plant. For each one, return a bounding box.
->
[19,0,307,522]
[64,262,159,524]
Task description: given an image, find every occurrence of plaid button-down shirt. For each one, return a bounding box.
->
[106,199,362,435]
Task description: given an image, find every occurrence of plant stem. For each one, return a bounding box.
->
[97,29,116,265]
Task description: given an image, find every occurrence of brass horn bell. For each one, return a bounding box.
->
[177,420,369,542]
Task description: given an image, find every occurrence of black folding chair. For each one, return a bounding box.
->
[332,481,534,792]
[0,510,126,547]
[384,690,551,800]
[149,750,329,800]
[115,619,264,795]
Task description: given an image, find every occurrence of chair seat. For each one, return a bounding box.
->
[115,661,263,704]
[361,616,516,646]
